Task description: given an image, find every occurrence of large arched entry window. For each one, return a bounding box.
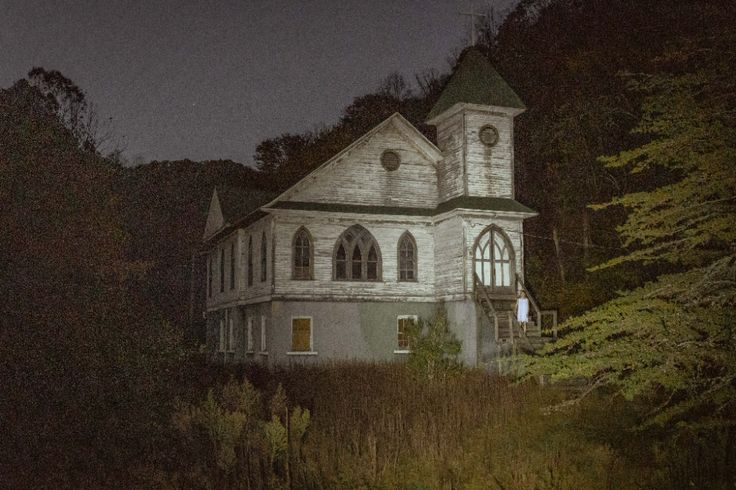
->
[474,226,515,291]
[333,225,382,281]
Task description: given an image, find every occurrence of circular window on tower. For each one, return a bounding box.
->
[479,125,499,147]
[381,150,401,171]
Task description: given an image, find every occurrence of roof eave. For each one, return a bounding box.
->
[427,102,526,126]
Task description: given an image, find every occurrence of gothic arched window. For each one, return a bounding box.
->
[247,236,253,286]
[397,232,417,281]
[473,226,515,291]
[260,232,268,282]
[292,227,313,280]
[333,225,382,281]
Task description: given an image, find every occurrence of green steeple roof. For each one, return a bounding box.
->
[427,48,525,121]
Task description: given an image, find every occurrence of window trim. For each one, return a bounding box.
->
[287,316,317,355]
[292,226,314,280]
[218,318,225,352]
[332,225,382,282]
[394,315,417,354]
[397,231,418,282]
[227,315,235,353]
[246,316,254,353]
[473,225,516,292]
[259,316,268,355]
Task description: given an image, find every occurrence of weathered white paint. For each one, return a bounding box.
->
[206,230,240,308]
[286,120,440,208]
[272,210,436,300]
[203,101,534,365]
[465,110,514,198]
[239,216,273,302]
[433,214,465,297]
[435,111,465,202]
[433,104,519,202]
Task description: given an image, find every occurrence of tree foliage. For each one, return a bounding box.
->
[254,71,443,190]
[406,309,462,382]
[523,26,736,429]
[171,378,311,489]
[0,74,186,488]
[483,0,735,314]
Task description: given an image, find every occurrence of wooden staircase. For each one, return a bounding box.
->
[473,274,557,357]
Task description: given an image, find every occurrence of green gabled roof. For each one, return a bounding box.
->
[269,196,536,216]
[427,48,525,121]
[217,185,275,224]
[435,196,535,215]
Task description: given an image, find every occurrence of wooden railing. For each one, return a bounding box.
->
[473,273,501,342]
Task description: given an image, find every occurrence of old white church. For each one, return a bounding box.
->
[202,48,550,366]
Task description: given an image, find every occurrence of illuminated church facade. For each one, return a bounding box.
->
[202,49,548,366]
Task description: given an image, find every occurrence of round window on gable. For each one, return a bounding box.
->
[381,150,401,171]
[479,125,499,147]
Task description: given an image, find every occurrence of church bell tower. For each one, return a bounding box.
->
[426,48,525,203]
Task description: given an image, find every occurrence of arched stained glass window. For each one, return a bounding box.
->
[336,244,347,279]
[292,227,313,280]
[247,236,253,286]
[260,232,267,282]
[352,246,362,278]
[397,232,417,281]
[367,245,378,280]
[473,226,515,290]
[333,225,382,281]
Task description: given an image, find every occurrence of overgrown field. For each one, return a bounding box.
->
[149,362,734,489]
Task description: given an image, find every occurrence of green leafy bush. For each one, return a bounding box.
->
[405,308,462,382]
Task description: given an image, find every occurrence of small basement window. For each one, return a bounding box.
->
[395,315,417,353]
[381,150,401,171]
[288,317,317,355]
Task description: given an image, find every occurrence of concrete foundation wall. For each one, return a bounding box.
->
[207,299,485,367]
[444,299,479,366]
[268,300,438,366]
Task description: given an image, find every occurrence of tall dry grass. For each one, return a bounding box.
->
[160,361,735,489]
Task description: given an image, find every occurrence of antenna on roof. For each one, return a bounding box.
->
[459,2,489,46]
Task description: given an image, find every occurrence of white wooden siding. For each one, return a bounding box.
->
[271,211,436,300]
[206,230,241,308]
[206,106,528,310]
[286,123,439,208]
[433,215,465,297]
[435,111,465,202]
[238,217,274,302]
[435,108,514,202]
[465,111,513,198]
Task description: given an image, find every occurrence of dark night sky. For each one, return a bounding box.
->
[1,0,518,165]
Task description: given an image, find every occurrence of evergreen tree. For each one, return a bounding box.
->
[523,28,736,429]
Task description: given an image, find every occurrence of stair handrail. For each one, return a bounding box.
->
[473,273,498,319]
[474,273,508,344]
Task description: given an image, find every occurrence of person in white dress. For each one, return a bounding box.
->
[516,290,529,333]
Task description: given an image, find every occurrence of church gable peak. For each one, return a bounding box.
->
[203,188,225,240]
[264,113,441,209]
[426,48,525,123]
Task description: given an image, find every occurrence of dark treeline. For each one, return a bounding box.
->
[1,0,734,487]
